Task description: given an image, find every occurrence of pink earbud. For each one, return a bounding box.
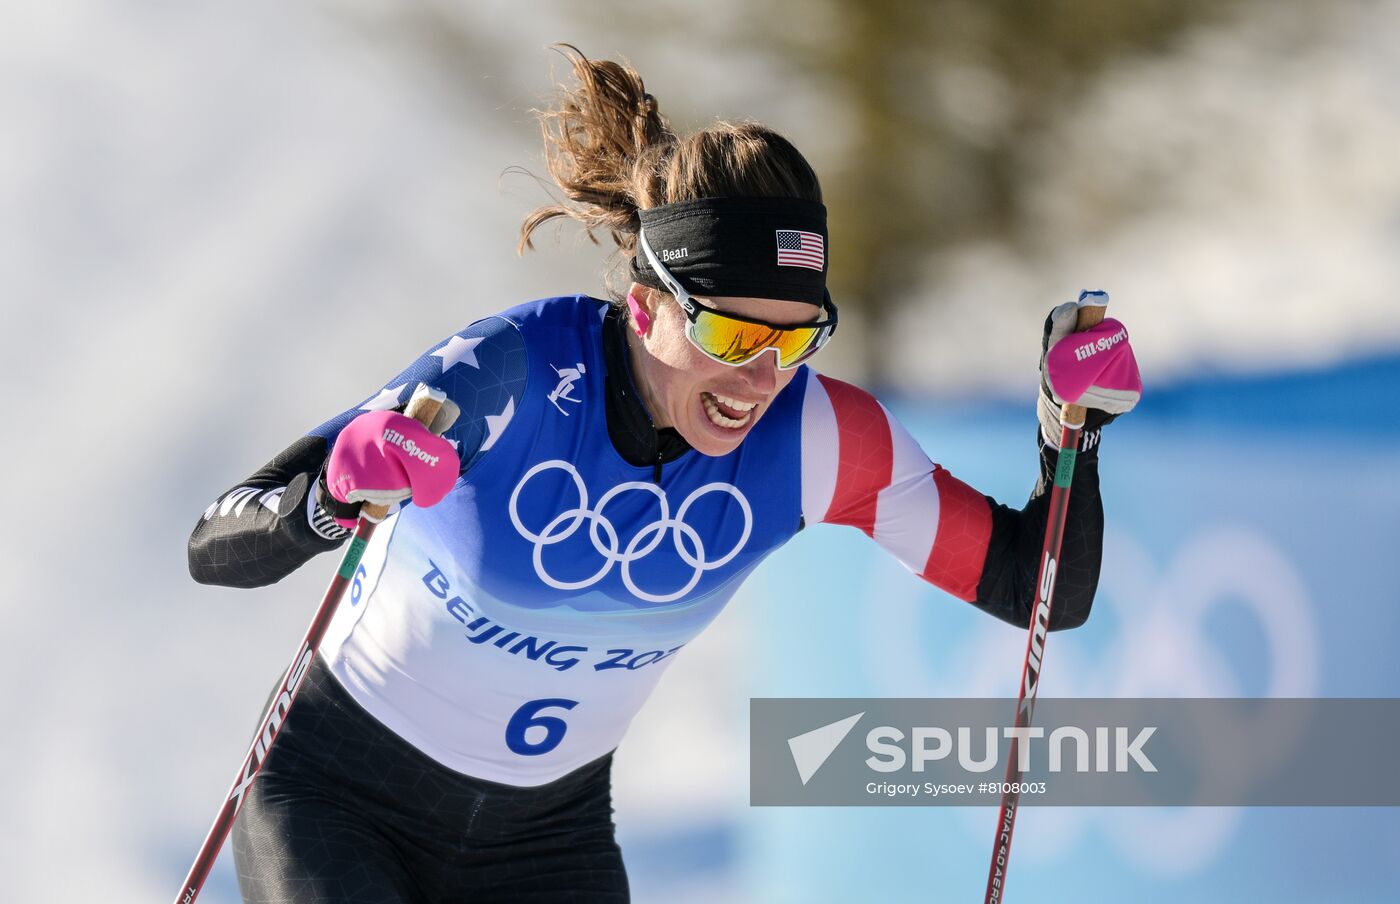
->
[626,292,651,337]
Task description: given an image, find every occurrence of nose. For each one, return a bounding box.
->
[739,348,781,395]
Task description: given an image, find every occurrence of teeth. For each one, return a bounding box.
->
[712,394,757,412]
[702,393,753,429]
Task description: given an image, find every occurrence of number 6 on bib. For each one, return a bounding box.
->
[506,698,579,756]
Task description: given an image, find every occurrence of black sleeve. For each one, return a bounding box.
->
[970,430,1104,631]
[187,315,530,591]
[187,436,348,589]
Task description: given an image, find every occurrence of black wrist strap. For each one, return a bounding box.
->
[315,467,363,521]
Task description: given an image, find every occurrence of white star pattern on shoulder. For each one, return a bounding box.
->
[359,383,408,411]
[432,335,485,372]
[480,397,516,451]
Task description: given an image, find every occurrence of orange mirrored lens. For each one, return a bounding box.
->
[690,312,821,367]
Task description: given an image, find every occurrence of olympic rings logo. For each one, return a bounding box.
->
[507,460,753,604]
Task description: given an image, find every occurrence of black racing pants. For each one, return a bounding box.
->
[231,656,629,903]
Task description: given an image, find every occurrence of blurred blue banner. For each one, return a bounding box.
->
[738,354,1400,903]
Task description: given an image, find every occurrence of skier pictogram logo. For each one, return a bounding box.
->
[547,363,587,414]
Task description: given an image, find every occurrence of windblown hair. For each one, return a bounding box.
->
[519,45,822,293]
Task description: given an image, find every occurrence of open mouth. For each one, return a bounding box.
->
[701,391,758,430]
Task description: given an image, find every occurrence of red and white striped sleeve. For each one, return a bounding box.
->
[800,372,994,602]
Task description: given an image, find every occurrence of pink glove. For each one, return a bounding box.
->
[1044,315,1143,410]
[324,410,459,528]
[1038,293,1142,447]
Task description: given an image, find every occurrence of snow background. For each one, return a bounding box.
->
[2,1,1397,900]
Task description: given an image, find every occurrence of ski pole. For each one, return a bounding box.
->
[175,383,446,904]
[983,291,1107,904]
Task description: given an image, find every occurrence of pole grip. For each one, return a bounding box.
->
[1059,293,1109,428]
[360,384,447,521]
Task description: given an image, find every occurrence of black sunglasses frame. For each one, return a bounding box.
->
[637,229,839,369]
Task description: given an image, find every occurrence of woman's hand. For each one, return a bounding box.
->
[320,409,460,528]
[1037,299,1142,448]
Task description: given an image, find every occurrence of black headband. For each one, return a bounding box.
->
[629,196,828,305]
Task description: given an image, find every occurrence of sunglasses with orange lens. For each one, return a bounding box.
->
[638,230,837,370]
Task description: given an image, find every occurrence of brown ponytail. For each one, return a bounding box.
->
[519,45,822,293]
[518,45,672,256]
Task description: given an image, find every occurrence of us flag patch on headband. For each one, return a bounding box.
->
[776,229,825,271]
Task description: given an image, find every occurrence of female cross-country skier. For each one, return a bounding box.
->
[189,46,1141,904]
